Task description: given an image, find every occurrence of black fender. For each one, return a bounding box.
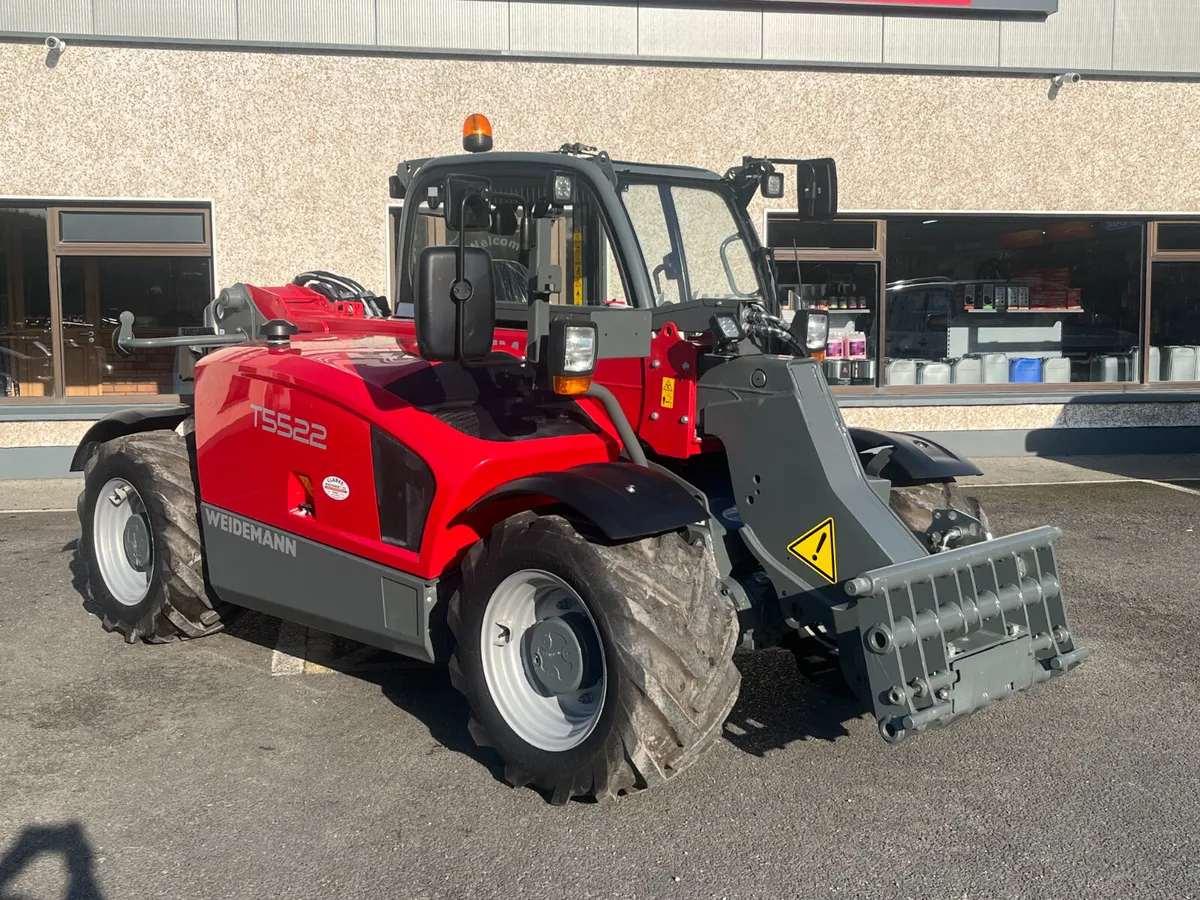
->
[69,405,193,472]
[472,462,709,542]
[848,427,982,486]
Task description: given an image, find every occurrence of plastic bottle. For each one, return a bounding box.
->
[826,328,846,359]
[847,331,867,360]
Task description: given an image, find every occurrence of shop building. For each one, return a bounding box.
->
[2,0,1200,477]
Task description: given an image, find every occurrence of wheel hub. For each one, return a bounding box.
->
[525,613,600,696]
[122,514,152,570]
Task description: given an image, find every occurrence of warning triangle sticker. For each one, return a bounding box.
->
[787,517,837,584]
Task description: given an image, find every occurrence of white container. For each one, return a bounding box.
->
[918,361,952,385]
[1131,347,1162,382]
[952,357,983,384]
[886,359,917,386]
[1042,357,1072,384]
[1163,346,1197,382]
[980,352,1009,384]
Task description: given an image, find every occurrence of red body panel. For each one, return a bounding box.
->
[243,284,705,459]
[193,331,621,581]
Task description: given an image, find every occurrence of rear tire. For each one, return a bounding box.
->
[889,482,991,545]
[78,429,223,643]
[448,513,740,804]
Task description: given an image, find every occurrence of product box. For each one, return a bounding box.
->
[962,283,977,310]
[994,284,1008,311]
[981,284,995,310]
[1066,288,1083,308]
[1017,285,1031,308]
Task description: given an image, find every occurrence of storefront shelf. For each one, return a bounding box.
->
[964,307,1086,313]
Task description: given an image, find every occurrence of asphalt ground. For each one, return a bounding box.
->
[2,473,1199,899]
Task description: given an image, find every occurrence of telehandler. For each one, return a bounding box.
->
[73,115,1086,803]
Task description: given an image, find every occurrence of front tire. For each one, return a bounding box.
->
[448,513,740,804]
[78,430,223,643]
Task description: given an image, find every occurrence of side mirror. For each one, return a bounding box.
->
[796,158,838,220]
[445,174,491,232]
[415,246,495,361]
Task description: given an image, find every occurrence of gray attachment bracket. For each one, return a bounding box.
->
[838,525,1090,744]
[113,310,249,358]
[927,507,988,552]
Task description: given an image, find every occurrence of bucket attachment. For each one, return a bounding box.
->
[837,526,1088,743]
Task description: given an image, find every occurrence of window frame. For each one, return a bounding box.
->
[1146,221,1200,386]
[0,203,214,406]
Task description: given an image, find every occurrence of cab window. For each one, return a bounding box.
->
[396,171,633,316]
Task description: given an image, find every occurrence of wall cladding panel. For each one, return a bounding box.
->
[239,0,376,46]
[377,0,507,52]
[509,2,637,57]
[1000,0,1113,70]
[93,0,237,40]
[883,16,1000,68]
[0,0,93,34]
[637,5,762,61]
[1113,0,1200,74]
[763,10,884,64]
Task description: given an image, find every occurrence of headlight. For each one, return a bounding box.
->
[548,318,598,395]
[805,311,829,351]
[562,325,596,373]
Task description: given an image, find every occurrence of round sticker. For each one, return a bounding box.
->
[322,476,350,501]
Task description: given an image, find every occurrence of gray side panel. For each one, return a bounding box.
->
[508,1,637,57]
[200,505,440,663]
[238,0,376,45]
[93,0,238,40]
[698,356,925,614]
[0,447,78,481]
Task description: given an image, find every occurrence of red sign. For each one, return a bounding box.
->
[759,0,1056,11]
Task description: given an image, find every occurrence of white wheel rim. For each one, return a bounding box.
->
[480,569,607,752]
[92,477,153,607]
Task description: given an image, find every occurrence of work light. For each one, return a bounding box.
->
[548,318,597,395]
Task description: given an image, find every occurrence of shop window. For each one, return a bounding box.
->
[777,260,878,386]
[1155,223,1200,253]
[59,257,211,396]
[0,204,212,403]
[882,216,1144,386]
[0,209,54,398]
[766,217,877,251]
[1149,266,1200,383]
[1147,223,1200,383]
[59,211,206,245]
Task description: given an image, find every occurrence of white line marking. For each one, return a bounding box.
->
[972,479,1133,488]
[270,620,308,676]
[0,507,75,513]
[1146,479,1200,496]
[973,478,1200,493]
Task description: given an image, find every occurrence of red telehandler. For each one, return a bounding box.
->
[72,116,1085,803]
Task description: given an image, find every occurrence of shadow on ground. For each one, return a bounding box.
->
[0,822,103,900]
[62,540,863,798]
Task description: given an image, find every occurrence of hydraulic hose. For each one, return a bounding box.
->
[582,383,649,469]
